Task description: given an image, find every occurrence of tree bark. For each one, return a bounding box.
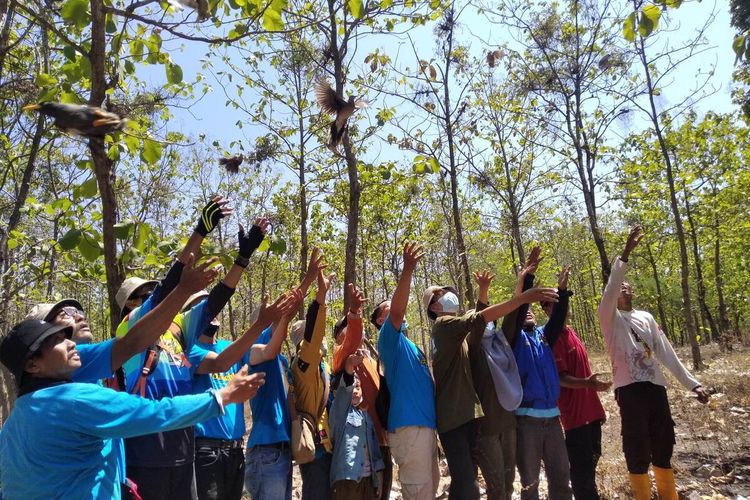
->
[681,182,719,345]
[89,0,124,335]
[645,241,672,342]
[636,30,702,369]
[711,195,731,347]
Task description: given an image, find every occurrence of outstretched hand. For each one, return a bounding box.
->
[622,225,643,260]
[347,283,368,315]
[558,265,571,291]
[257,288,303,327]
[195,196,233,236]
[521,287,558,304]
[237,217,270,259]
[520,246,543,277]
[178,253,220,294]
[473,270,495,290]
[303,247,324,287]
[220,366,266,405]
[402,242,425,270]
[344,350,364,375]
[693,386,711,404]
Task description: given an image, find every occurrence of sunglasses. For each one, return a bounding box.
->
[57,306,86,319]
[129,291,153,303]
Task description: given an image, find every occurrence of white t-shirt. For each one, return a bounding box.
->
[597,258,700,391]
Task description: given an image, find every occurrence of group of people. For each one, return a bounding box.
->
[0,194,710,500]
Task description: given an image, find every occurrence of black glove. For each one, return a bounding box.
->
[235,224,265,267]
[195,199,226,236]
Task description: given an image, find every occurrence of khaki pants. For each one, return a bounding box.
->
[388,426,439,500]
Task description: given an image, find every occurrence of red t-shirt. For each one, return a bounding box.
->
[552,326,606,431]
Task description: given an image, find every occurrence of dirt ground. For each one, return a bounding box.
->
[248,344,750,499]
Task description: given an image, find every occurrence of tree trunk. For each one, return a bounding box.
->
[442,18,473,306]
[711,199,731,348]
[681,182,719,345]
[298,98,308,319]
[645,241,672,342]
[89,0,124,335]
[636,31,702,369]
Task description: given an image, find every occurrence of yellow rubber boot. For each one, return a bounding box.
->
[629,473,652,500]
[653,466,678,500]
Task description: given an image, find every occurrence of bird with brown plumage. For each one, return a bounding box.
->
[219,155,244,174]
[22,102,125,137]
[314,79,367,154]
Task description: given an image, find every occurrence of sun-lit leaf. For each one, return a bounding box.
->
[141,139,162,164]
[114,221,135,240]
[78,233,103,262]
[638,4,660,37]
[165,62,183,84]
[348,0,365,19]
[61,0,90,29]
[623,12,636,42]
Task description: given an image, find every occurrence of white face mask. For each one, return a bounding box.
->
[437,292,459,313]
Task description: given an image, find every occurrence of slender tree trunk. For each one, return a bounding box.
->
[711,200,731,348]
[89,0,124,335]
[636,30,702,369]
[681,182,719,345]
[645,241,672,342]
[442,17,473,306]
[298,100,308,319]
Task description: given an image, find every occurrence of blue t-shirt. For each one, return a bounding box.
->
[513,326,561,413]
[116,296,211,467]
[247,327,291,448]
[0,383,221,500]
[377,316,436,431]
[189,340,249,440]
[72,339,115,383]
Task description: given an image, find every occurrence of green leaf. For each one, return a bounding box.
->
[348,0,365,18]
[623,12,636,42]
[429,156,440,173]
[262,0,286,30]
[58,229,82,250]
[63,46,77,62]
[638,5,660,37]
[665,0,681,7]
[105,13,117,33]
[74,177,98,199]
[36,73,57,87]
[165,62,183,84]
[61,0,90,29]
[113,221,135,240]
[133,223,152,252]
[257,238,271,253]
[78,233,103,262]
[269,238,287,255]
[60,91,80,104]
[734,34,746,62]
[130,40,144,62]
[141,139,162,164]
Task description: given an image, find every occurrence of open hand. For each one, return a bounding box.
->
[693,386,711,404]
[195,196,233,236]
[623,225,644,260]
[347,283,368,315]
[179,253,220,294]
[344,351,364,374]
[473,270,495,290]
[403,242,425,270]
[558,266,571,291]
[521,287,558,304]
[303,247,324,286]
[220,366,265,404]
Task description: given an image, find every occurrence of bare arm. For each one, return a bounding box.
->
[111,255,219,371]
[389,242,424,330]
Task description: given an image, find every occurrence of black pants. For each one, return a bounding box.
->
[380,446,393,500]
[616,382,676,474]
[126,463,197,500]
[195,439,246,500]
[439,419,480,500]
[300,452,332,500]
[565,420,602,500]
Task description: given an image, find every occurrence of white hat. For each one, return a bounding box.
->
[115,277,158,316]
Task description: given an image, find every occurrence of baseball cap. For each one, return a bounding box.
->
[25,298,84,322]
[0,320,73,380]
[115,277,158,315]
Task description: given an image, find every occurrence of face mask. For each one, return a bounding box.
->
[203,324,220,337]
[483,322,495,338]
[437,292,459,313]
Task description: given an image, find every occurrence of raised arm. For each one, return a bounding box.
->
[332,284,367,373]
[543,266,571,348]
[474,271,494,311]
[110,254,219,371]
[598,225,642,326]
[389,242,424,330]
[249,300,297,366]
[196,289,301,374]
[483,287,559,326]
[502,246,541,347]
[297,268,333,368]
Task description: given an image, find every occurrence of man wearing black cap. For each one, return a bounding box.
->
[0,318,266,500]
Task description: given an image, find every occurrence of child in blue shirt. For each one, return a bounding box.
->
[330,352,384,500]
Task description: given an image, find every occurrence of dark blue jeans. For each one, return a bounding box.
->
[299,452,332,500]
[195,440,245,500]
[244,444,292,500]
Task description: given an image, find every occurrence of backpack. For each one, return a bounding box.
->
[291,358,330,464]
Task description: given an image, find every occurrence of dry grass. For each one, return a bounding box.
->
[242,345,750,499]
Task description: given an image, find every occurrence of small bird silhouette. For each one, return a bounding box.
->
[22,102,125,137]
[219,155,244,174]
[314,79,367,154]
